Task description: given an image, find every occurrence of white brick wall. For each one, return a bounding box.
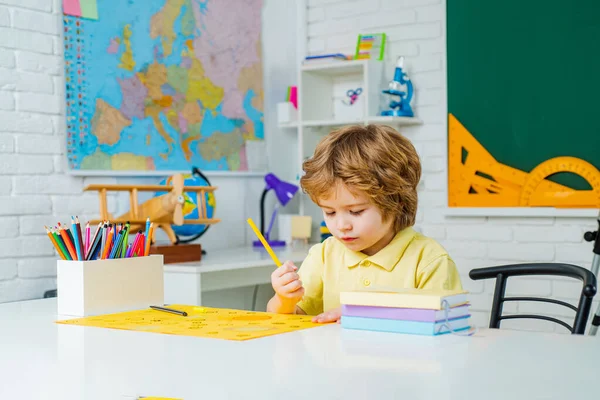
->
[307,0,599,333]
[0,0,84,301]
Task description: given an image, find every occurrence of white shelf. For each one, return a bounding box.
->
[300,59,367,76]
[303,116,422,127]
[279,116,422,129]
[303,119,365,127]
[278,122,299,129]
[445,207,599,218]
[291,57,423,238]
[367,116,423,125]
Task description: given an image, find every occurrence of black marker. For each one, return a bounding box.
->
[150,305,188,317]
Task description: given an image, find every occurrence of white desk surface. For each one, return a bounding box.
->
[164,244,312,273]
[1,299,599,400]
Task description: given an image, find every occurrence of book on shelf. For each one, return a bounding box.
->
[303,53,352,64]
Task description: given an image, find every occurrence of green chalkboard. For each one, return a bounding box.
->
[447,0,600,190]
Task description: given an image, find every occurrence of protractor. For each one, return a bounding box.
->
[519,157,600,207]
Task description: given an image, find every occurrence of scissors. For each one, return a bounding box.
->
[346,87,363,105]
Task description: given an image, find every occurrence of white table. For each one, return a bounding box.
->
[1,299,599,400]
[163,244,311,305]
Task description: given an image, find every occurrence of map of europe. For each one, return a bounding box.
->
[64,0,264,172]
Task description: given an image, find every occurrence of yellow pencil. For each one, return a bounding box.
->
[144,222,154,257]
[247,218,282,267]
[45,226,66,260]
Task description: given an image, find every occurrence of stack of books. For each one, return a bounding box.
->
[340,288,471,336]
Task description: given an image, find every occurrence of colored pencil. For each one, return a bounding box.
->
[75,216,84,261]
[101,228,114,259]
[107,231,120,259]
[150,305,187,317]
[130,230,143,257]
[50,228,72,260]
[45,226,66,260]
[46,218,154,261]
[86,226,104,261]
[59,226,78,260]
[65,227,75,252]
[125,243,132,258]
[126,238,135,258]
[52,228,72,261]
[84,222,90,255]
[247,218,282,267]
[85,221,102,259]
[121,222,130,258]
[110,229,125,258]
[100,223,108,258]
[144,223,154,256]
[110,230,126,259]
[121,227,129,258]
[144,217,150,255]
[71,217,82,261]
[134,233,146,256]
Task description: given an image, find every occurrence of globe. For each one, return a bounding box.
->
[156,173,216,239]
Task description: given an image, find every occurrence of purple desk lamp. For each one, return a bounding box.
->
[254,173,299,247]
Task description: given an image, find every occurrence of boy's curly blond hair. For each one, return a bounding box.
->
[300,124,421,232]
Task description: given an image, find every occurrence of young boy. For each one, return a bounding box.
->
[266,124,462,323]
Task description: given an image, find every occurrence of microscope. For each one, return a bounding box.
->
[381,56,414,117]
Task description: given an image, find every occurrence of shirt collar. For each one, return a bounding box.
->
[343,227,418,272]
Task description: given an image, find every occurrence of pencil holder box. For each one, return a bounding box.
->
[57,255,164,317]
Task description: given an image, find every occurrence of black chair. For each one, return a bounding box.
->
[469,263,597,334]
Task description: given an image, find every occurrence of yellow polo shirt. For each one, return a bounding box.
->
[296,227,462,315]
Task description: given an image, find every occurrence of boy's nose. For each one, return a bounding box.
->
[337,219,352,232]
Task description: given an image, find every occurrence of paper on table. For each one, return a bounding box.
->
[139,397,182,400]
[57,305,326,341]
[62,0,82,17]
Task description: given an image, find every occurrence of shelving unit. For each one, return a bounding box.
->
[279,59,422,240]
[280,115,421,128]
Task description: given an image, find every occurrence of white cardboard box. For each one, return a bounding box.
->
[277,102,297,123]
[57,255,164,317]
[278,214,294,244]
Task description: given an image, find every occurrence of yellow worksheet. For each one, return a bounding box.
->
[56,305,325,341]
[138,397,181,400]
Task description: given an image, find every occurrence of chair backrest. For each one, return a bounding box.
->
[469,263,597,334]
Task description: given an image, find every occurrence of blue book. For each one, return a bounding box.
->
[303,53,349,63]
[341,315,471,336]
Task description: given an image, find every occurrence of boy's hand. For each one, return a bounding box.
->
[312,307,342,324]
[271,260,304,303]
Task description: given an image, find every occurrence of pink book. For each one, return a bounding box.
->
[289,86,297,109]
[63,0,82,17]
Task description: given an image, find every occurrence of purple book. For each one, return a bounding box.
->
[341,304,470,322]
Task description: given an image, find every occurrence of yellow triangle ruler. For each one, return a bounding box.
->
[448,113,600,208]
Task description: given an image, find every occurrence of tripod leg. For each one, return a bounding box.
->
[588,255,600,335]
[590,305,600,335]
[584,217,600,336]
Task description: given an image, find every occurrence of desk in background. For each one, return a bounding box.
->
[163,244,311,306]
[0,299,598,399]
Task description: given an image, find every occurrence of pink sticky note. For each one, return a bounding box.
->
[290,86,298,109]
[63,0,82,17]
